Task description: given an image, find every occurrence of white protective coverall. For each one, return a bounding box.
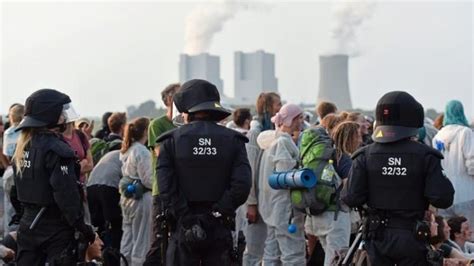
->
[257,130,305,266]
[433,124,474,229]
[119,142,153,266]
[242,123,269,266]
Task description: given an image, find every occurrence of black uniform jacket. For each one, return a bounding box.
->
[13,131,86,228]
[156,121,251,219]
[342,139,454,219]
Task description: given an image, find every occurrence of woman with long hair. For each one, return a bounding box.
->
[346,112,372,146]
[251,92,282,131]
[11,89,95,265]
[118,117,152,266]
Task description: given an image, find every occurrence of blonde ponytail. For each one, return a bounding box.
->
[12,128,35,176]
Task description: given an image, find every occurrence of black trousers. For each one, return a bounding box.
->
[87,184,122,250]
[167,213,233,266]
[366,228,428,266]
[16,208,75,266]
[143,195,163,266]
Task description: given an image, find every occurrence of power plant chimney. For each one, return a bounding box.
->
[317,54,353,111]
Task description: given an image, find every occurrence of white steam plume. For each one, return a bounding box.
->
[328,0,376,56]
[184,0,259,55]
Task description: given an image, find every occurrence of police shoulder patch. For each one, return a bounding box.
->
[60,165,69,175]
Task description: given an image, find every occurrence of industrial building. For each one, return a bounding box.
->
[234,50,278,104]
[179,53,224,94]
[179,52,355,111]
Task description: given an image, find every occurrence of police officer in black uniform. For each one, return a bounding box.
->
[11,89,95,265]
[156,79,251,266]
[342,91,455,265]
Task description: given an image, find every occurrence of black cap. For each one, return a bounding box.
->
[173,79,231,121]
[372,91,424,143]
[16,89,71,131]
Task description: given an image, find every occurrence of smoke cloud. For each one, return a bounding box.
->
[184,0,267,55]
[328,0,376,56]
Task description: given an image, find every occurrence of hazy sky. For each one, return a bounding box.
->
[1,0,473,120]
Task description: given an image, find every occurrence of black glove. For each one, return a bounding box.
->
[178,215,208,249]
[76,222,95,244]
[211,203,234,218]
[210,207,235,229]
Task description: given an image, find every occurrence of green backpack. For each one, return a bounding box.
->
[90,138,122,165]
[291,126,343,217]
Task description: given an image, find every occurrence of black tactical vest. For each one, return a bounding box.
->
[14,132,76,206]
[170,121,245,203]
[364,139,432,210]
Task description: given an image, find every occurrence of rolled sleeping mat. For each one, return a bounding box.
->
[268,168,317,190]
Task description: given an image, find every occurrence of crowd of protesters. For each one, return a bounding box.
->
[0,83,473,265]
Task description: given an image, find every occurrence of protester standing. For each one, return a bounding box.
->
[118,117,152,266]
[433,100,474,229]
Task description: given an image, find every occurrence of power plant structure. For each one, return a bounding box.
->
[178,52,354,109]
[317,54,353,111]
[234,50,278,104]
[179,53,224,95]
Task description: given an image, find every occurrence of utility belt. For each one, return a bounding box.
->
[175,211,234,252]
[187,202,236,229]
[22,204,65,223]
[364,214,428,242]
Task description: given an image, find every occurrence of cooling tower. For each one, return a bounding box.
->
[317,54,353,111]
[179,53,224,94]
[234,50,278,104]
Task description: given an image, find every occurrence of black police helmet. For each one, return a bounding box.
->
[16,89,71,131]
[372,91,424,143]
[173,79,231,121]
